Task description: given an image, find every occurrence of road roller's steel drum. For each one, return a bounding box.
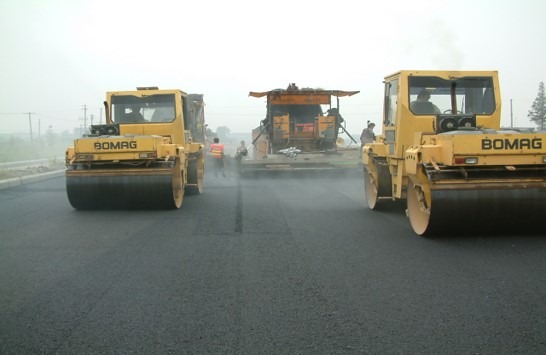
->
[66,167,183,210]
[407,180,546,236]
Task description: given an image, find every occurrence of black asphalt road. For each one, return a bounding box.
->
[0,169,545,354]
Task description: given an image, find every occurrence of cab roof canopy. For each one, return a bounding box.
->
[249,88,360,98]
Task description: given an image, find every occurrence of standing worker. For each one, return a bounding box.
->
[235,141,248,164]
[209,137,226,177]
[360,121,376,146]
[235,140,248,173]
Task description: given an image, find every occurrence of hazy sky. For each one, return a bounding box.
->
[1,0,545,137]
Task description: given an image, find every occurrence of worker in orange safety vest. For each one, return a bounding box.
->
[209,137,226,177]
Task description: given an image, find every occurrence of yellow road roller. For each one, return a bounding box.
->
[363,70,546,236]
[65,87,205,209]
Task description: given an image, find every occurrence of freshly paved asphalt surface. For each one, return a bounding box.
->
[0,168,545,354]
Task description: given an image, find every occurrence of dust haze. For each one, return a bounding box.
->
[1,0,545,138]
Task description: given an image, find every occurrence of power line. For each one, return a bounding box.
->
[0,107,101,115]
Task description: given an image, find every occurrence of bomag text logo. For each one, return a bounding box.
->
[482,138,542,150]
[94,141,138,150]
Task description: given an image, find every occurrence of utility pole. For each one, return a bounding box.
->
[82,105,88,131]
[510,99,513,128]
[99,107,103,124]
[26,112,35,143]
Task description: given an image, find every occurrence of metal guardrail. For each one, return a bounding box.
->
[0,158,61,169]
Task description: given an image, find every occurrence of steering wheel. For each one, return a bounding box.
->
[443,109,463,114]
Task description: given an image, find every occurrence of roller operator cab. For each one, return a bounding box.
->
[65,87,205,209]
[363,70,546,236]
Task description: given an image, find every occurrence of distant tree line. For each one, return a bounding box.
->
[528,82,546,129]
